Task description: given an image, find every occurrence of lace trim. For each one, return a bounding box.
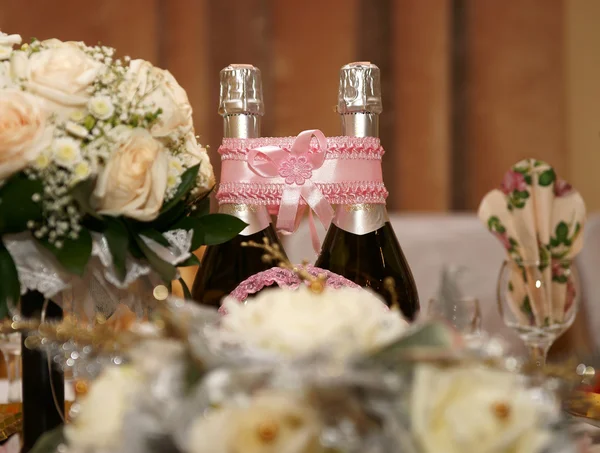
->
[217,181,388,205]
[227,265,360,304]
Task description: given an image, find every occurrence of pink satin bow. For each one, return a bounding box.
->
[248,129,334,252]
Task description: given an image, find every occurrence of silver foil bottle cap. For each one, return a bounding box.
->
[219,64,265,116]
[337,62,383,114]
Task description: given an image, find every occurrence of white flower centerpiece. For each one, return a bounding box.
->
[0,31,245,316]
[206,285,409,361]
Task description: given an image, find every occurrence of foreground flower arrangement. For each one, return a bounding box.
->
[0,31,244,314]
[16,276,579,453]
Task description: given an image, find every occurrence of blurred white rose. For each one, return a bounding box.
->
[188,391,324,453]
[0,61,12,89]
[0,32,21,61]
[65,365,143,450]
[0,89,52,181]
[93,126,169,221]
[183,132,215,193]
[10,40,103,116]
[211,286,408,360]
[123,59,193,138]
[411,364,553,453]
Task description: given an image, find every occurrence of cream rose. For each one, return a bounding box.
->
[0,89,52,181]
[93,126,169,221]
[65,365,142,450]
[10,40,103,116]
[183,132,215,192]
[0,32,21,61]
[411,364,554,453]
[188,391,324,453]
[123,59,193,138]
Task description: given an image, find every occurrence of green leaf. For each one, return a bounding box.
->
[83,115,96,131]
[189,193,211,218]
[538,169,556,187]
[524,175,533,185]
[29,426,65,453]
[139,229,170,247]
[104,218,128,282]
[160,165,199,215]
[555,221,569,242]
[129,230,177,282]
[0,173,43,233]
[178,254,201,267]
[0,240,20,318]
[518,190,529,199]
[522,296,533,316]
[360,322,455,367]
[147,201,187,232]
[194,214,247,246]
[553,274,568,284]
[178,277,192,299]
[39,229,93,277]
[71,179,102,220]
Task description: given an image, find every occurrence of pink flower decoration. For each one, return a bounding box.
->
[500,170,528,195]
[278,155,313,185]
[493,231,511,250]
[554,179,573,197]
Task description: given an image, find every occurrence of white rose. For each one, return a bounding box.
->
[0,61,13,89]
[0,32,21,61]
[411,364,553,453]
[188,391,324,453]
[93,126,169,221]
[10,40,103,116]
[183,132,215,192]
[65,365,142,450]
[0,89,52,181]
[123,59,193,137]
[210,286,408,360]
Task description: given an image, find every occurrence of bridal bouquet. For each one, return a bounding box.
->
[0,32,244,315]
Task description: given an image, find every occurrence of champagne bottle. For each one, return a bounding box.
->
[315,62,420,319]
[21,291,64,452]
[192,65,287,308]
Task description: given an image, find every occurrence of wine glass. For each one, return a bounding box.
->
[427,296,482,342]
[0,333,21,403]
[497,259,579,368]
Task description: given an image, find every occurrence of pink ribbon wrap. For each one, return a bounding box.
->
[217,131,388,252]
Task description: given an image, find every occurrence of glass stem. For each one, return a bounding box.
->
[526,341,551,368]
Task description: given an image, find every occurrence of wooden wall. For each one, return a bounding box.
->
[1,0,599,211]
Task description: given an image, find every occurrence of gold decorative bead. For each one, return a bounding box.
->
[310,281,324,294]
[257,419,279,443]
[492,402,511,420]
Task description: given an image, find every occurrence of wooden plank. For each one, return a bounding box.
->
[357,0,397,208]
[463,0,566,209]
[0,0,159,62]
[159,0,211,145]
[565,0,600,212]
[270,0,358,138]
[391,0,452,211]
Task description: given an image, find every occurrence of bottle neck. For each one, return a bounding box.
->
[340,112,379,137]
[221,113,270,235]
[335,112,387,234]
[223,114,261,138]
